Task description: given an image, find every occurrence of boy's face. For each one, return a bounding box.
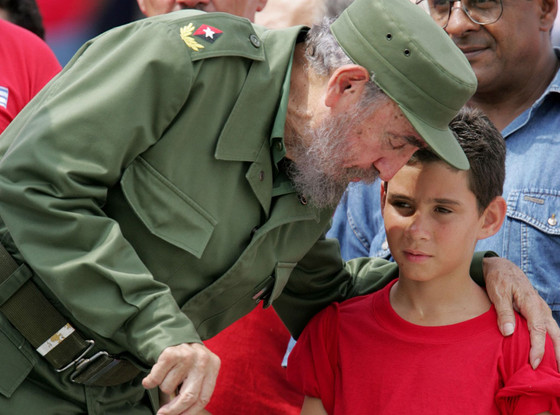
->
[381,161,494,282]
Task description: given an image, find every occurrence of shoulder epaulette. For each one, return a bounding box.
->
[167,12,265,62]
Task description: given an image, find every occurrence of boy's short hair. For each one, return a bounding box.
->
[409,107,506,212]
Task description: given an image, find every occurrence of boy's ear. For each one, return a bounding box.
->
[324,65,370,108]
[478,196,507,240]
[380,181,387,218]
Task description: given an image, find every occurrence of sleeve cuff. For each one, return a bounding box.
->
[470,251,499,287]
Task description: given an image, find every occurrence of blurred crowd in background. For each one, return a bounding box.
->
[33,0,560,66]
[35,0,141,65]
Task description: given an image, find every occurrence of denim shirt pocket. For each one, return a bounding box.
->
[505,190,560,310]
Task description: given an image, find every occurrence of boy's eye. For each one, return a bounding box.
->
[435,206,452,214]
[391,200,414,214]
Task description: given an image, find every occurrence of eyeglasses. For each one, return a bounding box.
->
[416,0,503,28]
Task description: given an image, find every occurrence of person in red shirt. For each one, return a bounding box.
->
[0,18,60,134]
[288,108,560,414]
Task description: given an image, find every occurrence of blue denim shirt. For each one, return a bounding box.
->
[327,54,560,323]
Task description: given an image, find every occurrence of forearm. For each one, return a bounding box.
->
[470,250,498,286]
[274,237,398,338]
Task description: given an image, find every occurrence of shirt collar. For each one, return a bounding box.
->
[502,48,560,137]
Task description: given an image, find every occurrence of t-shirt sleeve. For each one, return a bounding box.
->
[495,315,560,414]
[286,303,340,414]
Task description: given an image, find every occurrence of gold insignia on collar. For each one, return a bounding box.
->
[180,23,205,51]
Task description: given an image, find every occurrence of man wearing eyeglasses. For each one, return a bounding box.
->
[328,0,560,357]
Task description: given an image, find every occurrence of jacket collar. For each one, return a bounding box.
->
[214,26,303,162]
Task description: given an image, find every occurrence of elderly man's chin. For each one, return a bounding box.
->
[286,162,380,209]
[284,103,380,208]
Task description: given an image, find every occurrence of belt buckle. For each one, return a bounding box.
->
[55,339,95,373]
[69,350,112,384]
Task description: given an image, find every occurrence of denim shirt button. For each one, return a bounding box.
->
[547,214,557,227]
[381,239,389,251]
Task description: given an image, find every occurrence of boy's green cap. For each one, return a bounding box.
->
[330,0,477,170]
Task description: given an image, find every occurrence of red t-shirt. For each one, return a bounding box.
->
[288,280,560,414]
[0,19,61,133]
[204,306,303,414]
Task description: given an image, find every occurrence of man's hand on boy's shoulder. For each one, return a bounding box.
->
[483,256,560,371]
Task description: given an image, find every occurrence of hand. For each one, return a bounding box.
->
[142,343,221,415]
[158,392,213,415]
[483,257,560,370]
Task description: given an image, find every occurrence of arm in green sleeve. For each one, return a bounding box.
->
[0,19,201,365]
[470,251,499,287]
[274,237,398,339]
[276,235,497,338]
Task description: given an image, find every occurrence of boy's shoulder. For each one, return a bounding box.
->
[311,290,381,328]
[335,287,389,323]
[500,309,558,372]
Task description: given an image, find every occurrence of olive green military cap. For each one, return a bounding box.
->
[330,0,477,170]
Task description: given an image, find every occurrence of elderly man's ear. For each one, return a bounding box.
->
[324,65,370,109]
[536,0,557,32]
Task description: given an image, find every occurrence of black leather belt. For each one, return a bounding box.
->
[0,243,141,387]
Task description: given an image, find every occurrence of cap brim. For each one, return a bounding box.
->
[400,106,470,170]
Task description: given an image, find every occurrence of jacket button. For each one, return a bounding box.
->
[259,171,265,181]
[249,34,261,48]
[548,214,557,226]
[298,194,307,205]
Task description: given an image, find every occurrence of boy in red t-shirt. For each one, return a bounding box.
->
[288,107,560,414]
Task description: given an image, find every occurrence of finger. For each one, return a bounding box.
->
[488,289,516,336]
[143,358,171,390]
[158,368,205,415]
[158,346,220,415]
[159,368,186,397]
[194,363,219,412]
[528,322,547,369]
[546,317,560,371]
[512,286,553,369]
[481,259,517,336]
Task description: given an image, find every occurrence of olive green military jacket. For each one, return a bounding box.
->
[0,11,401,383]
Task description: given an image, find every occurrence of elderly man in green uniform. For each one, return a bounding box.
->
[0,0,556,414]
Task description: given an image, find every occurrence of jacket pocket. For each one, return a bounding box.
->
[121,157,217,259]
[0,317,36,398]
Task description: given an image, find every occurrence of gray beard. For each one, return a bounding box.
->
[284,110,380,209]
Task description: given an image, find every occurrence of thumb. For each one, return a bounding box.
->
[494,301,516,336]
